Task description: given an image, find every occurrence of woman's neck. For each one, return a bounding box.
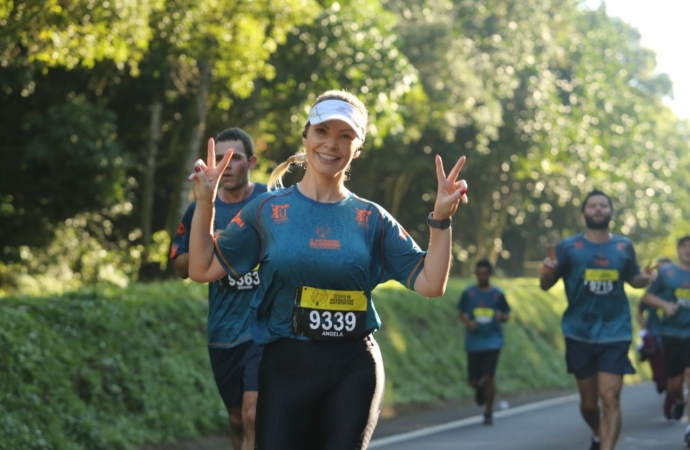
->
[297,172,349,203]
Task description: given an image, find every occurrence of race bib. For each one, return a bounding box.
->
[218,270,260,292]
[473,307,494,325]
[292,286,368,340]
[583,269,619,295]
[675,288,690,309]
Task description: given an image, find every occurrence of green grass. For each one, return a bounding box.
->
[0,278,651,449]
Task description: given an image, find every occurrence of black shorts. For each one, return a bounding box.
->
[662,336,690,378]
[208,340,263,409]
[467,349,500,381]
[255,335,384,450]
[565,338,635,380]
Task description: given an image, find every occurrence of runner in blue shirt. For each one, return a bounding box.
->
[170,127,266,450]
[635,257,671,417]
[458,259,510,425]
[643,235,690,445]
[186,90,469,450]
[540,190,653,450]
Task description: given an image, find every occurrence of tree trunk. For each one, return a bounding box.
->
[175,59,211,225]
[137,97,164,280]
[141,99,163,249]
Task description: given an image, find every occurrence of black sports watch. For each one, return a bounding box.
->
[427,212,452,230]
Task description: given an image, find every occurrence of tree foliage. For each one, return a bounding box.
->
[1,0,689,290]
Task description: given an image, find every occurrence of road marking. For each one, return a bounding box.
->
[368,394,579,448]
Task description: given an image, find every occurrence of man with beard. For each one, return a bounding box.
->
[540,190,653,450]
[643,236,690,445]
[170,127,266,450]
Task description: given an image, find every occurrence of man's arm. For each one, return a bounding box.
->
[642,291,677,317]
[458,312,478,332]
[628,272,653,289]
[539,263,558,291]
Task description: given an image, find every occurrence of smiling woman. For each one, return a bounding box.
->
[186,89,469,450]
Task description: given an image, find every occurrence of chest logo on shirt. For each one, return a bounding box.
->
[594,257,609,267]
[574,241,583,250]
[176,222,186,236]
[230,211,244,228]
[356,209,371,228]
[310,226,341,250]
[617,242,627,251]
[271,204,289,223]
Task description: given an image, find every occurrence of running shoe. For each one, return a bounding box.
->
[664,393,674,420]
[673,399,686,421]
[482,411,493,425]
[589,437,600,450]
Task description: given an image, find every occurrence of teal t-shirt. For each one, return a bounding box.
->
[647,263,690,338]
[457,285,510,352]
[214,186,427,344]
[170,183,267,348]
[554,233,640,343]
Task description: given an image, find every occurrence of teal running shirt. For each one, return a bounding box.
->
[553,233,640,343]
[214,186,427,344]
[457,285,510,351]
[647,263,690,338]
[170,183,267,348]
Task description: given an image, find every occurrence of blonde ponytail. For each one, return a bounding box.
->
[267,152,307,190]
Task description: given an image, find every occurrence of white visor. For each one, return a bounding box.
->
[307,99,366,141]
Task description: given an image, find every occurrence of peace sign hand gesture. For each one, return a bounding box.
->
[432,154,468,221]
[187,138,234,204]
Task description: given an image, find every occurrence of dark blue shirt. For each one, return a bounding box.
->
[170,183,267,348]
[457,285,510,352]
[647,263,690,338]
[214,186,427,344]
[554,233,640,343]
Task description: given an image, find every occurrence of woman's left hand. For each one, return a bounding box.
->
[433,154,468,219]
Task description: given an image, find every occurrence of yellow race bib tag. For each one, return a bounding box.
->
[296,287,367,311]
[292,287,368,340]
[584,269,619,281]
[583,269,619,295]
[473,307,494,324]
[675,288,690,308]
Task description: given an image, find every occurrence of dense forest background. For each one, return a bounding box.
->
[2,0,689,294]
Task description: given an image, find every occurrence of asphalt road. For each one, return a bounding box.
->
[369,382,687,450]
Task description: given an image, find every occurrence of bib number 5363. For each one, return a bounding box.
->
[219,271,260,292]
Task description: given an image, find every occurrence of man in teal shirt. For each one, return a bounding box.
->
[458,259,510,425]
[643,235,690,445]
[540,190,653,450]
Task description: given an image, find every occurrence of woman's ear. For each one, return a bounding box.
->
[353,148,362,159]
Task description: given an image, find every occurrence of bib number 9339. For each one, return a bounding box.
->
[292,286,368,340]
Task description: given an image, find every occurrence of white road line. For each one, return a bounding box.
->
[368,394,580,448]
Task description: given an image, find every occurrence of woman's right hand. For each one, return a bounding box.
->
[188,137,234,204]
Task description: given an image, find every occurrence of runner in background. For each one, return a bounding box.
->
[170,128,266,450]
[636,257,672,418]
[643,235,690,446]
[458,258,510,425]
[540,189,654,450]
